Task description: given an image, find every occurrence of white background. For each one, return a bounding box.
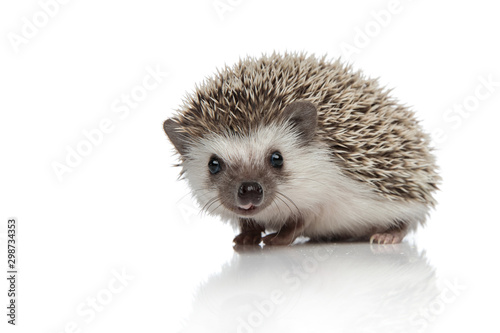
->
[1,0,499,332]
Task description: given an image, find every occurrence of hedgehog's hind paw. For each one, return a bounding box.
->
[369,231,404,245]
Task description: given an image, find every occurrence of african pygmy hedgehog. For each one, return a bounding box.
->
[163,52,440,245]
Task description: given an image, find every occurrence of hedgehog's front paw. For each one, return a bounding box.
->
[233,231,262,245]
[262,232,296,246]
[263,218,305,246]
[369,231,404,245]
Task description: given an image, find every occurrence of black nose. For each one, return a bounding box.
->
[237,182,263,206]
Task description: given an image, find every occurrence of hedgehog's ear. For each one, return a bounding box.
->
[282,101,317,142]
[163,119,189,156]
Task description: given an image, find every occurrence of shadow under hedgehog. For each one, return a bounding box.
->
[163,53,440,246]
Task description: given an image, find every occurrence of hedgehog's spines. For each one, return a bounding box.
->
[170,53,440,205]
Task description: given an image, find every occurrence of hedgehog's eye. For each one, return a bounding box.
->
[270,151,284,168]
[208,156,221,174]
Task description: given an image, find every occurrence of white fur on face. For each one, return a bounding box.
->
[181,124,429,237]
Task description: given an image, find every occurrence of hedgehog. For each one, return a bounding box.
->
[163,52,440,246]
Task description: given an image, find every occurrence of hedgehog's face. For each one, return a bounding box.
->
[164,101,322,221]
[186,130,292,218]
[204,150,283,216]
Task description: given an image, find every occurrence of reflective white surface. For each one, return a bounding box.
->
[180,242,440,333]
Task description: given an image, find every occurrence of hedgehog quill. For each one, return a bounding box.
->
[163,53,440,246]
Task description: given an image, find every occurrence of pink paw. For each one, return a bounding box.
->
[369,232,403,245]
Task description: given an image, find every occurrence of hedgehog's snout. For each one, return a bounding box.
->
[237,182,263,210]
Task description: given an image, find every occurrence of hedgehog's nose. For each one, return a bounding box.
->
[237,182,263,207]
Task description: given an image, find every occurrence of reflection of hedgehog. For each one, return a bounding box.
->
[164,52,440,245]
[179,243,439,332]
